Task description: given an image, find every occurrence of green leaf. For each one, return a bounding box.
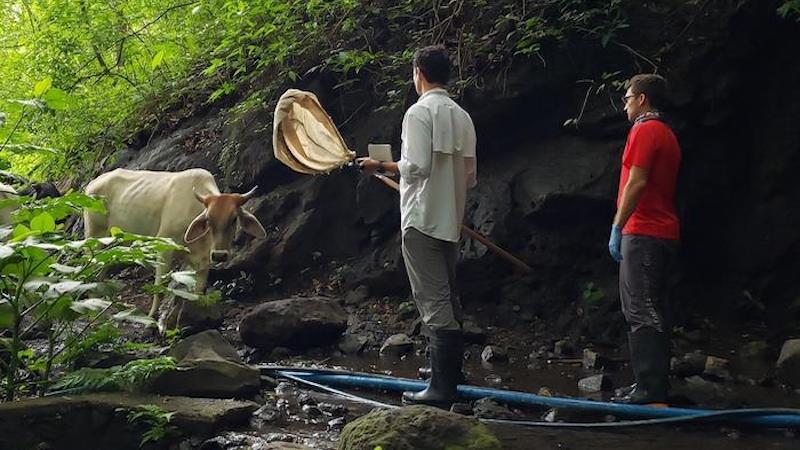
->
[170,271,196,289]
[113,309,156,326]
[167,288,199,301]
[42,88,73,110]
[70,298,112,314]
[33,78,53,97]
[0,245,13,259]
[50,263,82,274]
[50,280,87,295]
[151,50,166,70]
[12,223,32,239]
[30,212,56,232]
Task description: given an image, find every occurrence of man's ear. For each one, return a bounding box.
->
[184,212,210,243]
[238,210,266,239]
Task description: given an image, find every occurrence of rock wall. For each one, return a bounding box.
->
[99,1,800,340]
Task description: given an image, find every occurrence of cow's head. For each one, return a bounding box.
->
[184,186,267,263]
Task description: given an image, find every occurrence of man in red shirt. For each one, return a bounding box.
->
[609,74,681,404]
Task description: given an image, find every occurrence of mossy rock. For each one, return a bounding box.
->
[338,405,502,450]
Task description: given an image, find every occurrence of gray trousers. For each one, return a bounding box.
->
[401,227,463,333]
[619,234,677,333]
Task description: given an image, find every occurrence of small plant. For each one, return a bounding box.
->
[778,0,800,20]
[50,356,178,394]
[126,404,177,447]
[582,282,606,303]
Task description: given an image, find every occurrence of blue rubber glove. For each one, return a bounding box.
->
[608,225,623,262]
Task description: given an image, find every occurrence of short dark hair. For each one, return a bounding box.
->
[627,74,670,110]
[413,45,450,85]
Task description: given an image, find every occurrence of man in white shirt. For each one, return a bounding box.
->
[358,45,477,408]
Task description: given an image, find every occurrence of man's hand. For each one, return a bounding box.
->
[608,225,623,262]
[357,157,381,176]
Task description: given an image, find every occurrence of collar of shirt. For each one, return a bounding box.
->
[417,87,449,102]
[634,110,662,125]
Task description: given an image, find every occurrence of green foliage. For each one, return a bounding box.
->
[48,367,121,393]
[778,0,800,20]
[127,404,177,447]
[0,193,195,400]
[50,356,177,394]
[582,282,606,303]
[0,0,642,180]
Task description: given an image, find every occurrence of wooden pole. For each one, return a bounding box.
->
[373,174,532,273]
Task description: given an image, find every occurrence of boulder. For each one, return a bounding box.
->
[776,339,800,388]
[732,340,772,383]
[670,350,708,377]
[175,300,224,333]
[149,330,260,398]
[0,393,257,450]
[338,334,369,355]
[703,356,732,381]
[338,405,502,450]
[239,296,348,350]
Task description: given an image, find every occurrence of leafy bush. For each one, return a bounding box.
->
[0,0,637,180]
[0,192,192,400]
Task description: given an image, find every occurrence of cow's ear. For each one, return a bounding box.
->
[185,212,210,243]
[238,210,266,239]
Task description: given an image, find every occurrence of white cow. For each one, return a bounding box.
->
[0,182,17,225]
[84,168,267,319]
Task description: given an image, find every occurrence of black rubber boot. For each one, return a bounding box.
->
[611,327,669,404]
[612,333,637,399]
[417,366,467,383]
[402,329,463,408]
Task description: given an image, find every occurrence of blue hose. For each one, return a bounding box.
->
[276,369,800,429]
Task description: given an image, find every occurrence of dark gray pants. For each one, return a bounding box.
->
[401,227,462,333]
[619,234,677,333]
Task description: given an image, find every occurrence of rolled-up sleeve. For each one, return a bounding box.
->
[398,108,432,182]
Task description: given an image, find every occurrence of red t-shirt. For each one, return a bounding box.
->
[617,119,681,240]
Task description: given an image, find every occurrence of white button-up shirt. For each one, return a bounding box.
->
[397,88,477,242]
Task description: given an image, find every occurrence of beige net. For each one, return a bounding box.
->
[273,89,355,174]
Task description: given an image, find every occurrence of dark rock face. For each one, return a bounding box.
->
[96,1,800,342]
[238,296,348,350]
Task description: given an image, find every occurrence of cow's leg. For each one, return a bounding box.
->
[149,250,173,318]
[173,263,209,330]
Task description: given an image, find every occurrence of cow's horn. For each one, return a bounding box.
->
[239,185,258,203]
[193,188,208,205]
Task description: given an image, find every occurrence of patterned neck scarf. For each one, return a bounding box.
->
[634,110,662,124]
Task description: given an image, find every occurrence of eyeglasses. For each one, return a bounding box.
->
[621,93,640,104]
